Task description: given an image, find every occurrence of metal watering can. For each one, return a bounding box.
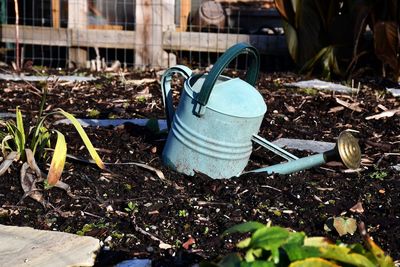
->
[161,43,361,179]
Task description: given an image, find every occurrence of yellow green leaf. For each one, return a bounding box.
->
[57,109,105,169]
[365,235,395,267]
[289,257,340,267]
[47,131,67,186]
[16,106,26,149]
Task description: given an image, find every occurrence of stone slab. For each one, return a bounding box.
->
[272,138,335,153]
[0,224,100,267]
[386,88,400,97]
[0,73,97,82]
[54,118,168,132]
[286,79,355,94]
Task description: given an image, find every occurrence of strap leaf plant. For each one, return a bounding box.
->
[0,90,105,207]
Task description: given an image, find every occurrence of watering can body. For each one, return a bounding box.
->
[161,43,266,178]
[161,43,362,178]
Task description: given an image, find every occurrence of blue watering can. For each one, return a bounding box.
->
[161,43,361,179]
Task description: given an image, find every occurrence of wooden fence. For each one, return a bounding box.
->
[0,0,287,69]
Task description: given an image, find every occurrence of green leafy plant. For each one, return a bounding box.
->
[201,221,394,267]
[125,201,138,214]
[0,90,105,207]
[274,0,400,80]
[369,167,389,180]
[178,209,189,217]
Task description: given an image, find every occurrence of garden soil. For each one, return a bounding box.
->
[0,69,399,266]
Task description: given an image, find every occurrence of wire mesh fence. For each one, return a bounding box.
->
[0,0,290,70]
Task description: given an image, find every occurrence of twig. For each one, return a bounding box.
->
[132,216,172,249]
[82,211,103,219]
[261,184,282,192]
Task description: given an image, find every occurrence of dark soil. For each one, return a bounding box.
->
[0,68,399,266]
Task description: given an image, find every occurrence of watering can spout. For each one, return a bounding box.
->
[248,131,361,175]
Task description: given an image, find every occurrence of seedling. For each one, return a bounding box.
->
[369,168,388,180]
[178,209,189,217]
[125,201,138,214]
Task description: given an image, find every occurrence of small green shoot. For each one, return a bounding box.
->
[369,169,388,180]
[125,201,138,214]
[178,209,189,217]
[87,109,101,118]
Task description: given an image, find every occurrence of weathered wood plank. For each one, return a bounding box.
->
[0,25,286,58]
[1,25,68,46]
[72,29,135,49]
[163,31,287,55]
[0,25,135,49]
[68,0,88,68]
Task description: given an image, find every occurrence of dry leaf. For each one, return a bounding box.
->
[284,103,296,113]
[328,106,345,113]
[333,217,357,236]
[126,78,156,86]
[365,108,400,120]
[0,151,19,176]
[182,236,196,250]
[335,98,363,112]
[159,243,172,249]
[20,162,47,207]
[350,202,364,213]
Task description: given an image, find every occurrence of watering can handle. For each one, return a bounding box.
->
[161,65,193,130]
[195,42,260,116]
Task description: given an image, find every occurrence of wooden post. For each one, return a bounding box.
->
[177,0,191,32]
[135,0,175,69]
[52,0,60,29]
[68,0,88,68]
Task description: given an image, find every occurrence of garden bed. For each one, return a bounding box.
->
[0,69,399,266]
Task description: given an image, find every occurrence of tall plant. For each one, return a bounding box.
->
[274,0,400,80]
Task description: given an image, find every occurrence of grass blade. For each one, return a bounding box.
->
[56,109,105,169]
[16,106,26,151]
[47,130,67,186]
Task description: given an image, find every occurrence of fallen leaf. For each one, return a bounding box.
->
[365,108,400,120]
[182,236,196,250]
[379,189,385,194]
[350,202,364,213]
[328,106,345,113]
[126,78,156,86]
[335,98,363,112]
[333,217,357,236]
[284,103,296,113]
[159,243,172,250]
[20,162,47,208]
[0,151,19,176]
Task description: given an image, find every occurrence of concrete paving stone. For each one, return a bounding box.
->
[0,224,100,267]
[272,138,335,154]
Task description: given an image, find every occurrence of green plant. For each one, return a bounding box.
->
[125,201,138,214]
[0,90,105,207]
[369,169,388,180]
[87,109,101,118]
[201,221,394,267]
[178,209,189,217]
[274,0,400,80]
